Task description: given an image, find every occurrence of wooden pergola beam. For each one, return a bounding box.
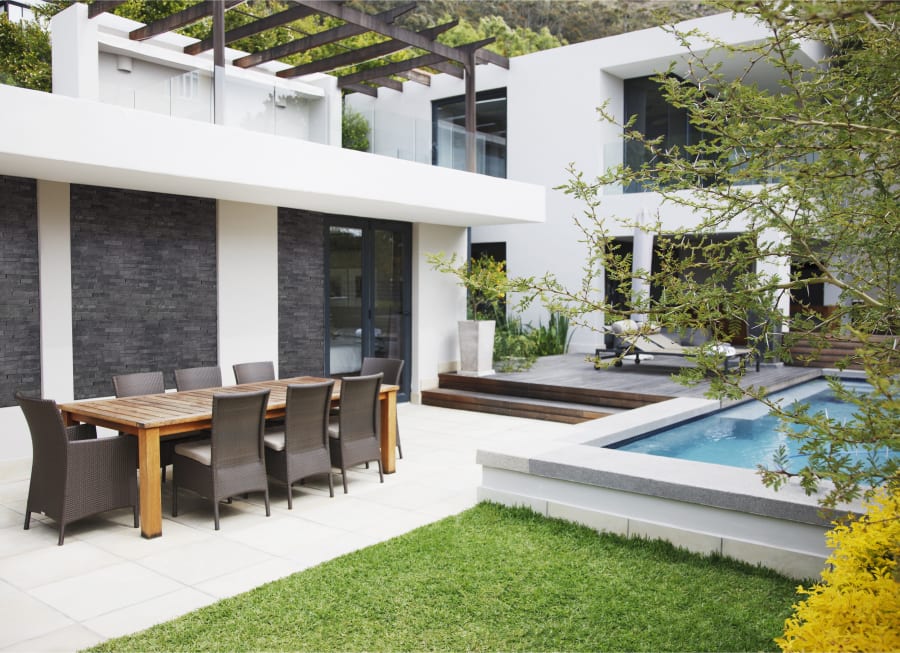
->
[342,82,379,97]
[88,1,127,19]
[401,69,431,86]
[475,47,509,69]
[368,76,404,92]
[429,60,464,78]
[338,51,447,87]
[277,20,457,79]
[184,3,318,56]
[232,2,416,69]
[130,0,243,41]
[296,0,479,67]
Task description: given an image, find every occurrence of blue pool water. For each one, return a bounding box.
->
[610,379,880,471]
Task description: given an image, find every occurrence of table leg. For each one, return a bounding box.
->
[137,427,163,538]
[380,389,397,474]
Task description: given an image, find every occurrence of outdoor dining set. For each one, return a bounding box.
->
[16,358,403,545]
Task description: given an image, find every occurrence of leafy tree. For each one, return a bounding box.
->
[0,13,50,91]
[349,0,718,45]
[509,0,899,510]
[438,14,564,57]
[341,104,370,151]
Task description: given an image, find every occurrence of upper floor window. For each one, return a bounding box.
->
[432,88,506,178]
[623,76,704,193]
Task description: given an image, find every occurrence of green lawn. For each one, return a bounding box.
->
[88,503,799,652]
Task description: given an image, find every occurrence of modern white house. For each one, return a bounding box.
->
[0,3,545,473]
[346,11,832,353]
[0,4,837,478]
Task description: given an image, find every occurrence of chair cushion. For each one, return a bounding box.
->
[610,319,639,335]
[174,439,212,466]
[263,431,286,451]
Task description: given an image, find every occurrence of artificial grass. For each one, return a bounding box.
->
[88,502,799,652]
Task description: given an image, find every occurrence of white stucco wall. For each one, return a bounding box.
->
[217,201,280,385]
[50,2,99,99]
[411,224,469,400]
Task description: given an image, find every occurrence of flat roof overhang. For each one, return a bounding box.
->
[0,84,545,228]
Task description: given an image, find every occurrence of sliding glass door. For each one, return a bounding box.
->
[326,219,411,400]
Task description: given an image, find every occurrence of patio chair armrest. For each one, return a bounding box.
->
[66,423,98,442]
[69,435,138,473]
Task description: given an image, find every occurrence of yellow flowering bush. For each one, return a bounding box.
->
[777,489,900,652]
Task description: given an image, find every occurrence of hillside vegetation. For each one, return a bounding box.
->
[348,0,721,46]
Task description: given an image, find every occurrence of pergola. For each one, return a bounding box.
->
[87,0,509,172]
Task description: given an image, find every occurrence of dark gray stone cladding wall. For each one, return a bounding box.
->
[278,208,325,377]
[0,176,41,406]
[71,186,217,398]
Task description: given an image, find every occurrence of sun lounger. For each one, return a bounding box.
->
[601,320,758,371]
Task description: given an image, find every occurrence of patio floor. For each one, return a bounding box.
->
[0,402,567,653]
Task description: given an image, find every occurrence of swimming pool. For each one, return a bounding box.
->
[476,370,873,579]
[608,379,874,470]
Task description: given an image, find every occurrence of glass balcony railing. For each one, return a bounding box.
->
[99,70,314,140]
[599,140,813,194]
[352,107,431,164]
[350,107,507,177]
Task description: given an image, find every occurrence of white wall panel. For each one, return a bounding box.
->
[217,201,279,384]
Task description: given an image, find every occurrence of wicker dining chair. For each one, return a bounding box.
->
[174,366,223,391]
[233,361,275,384]
[113,370,182,482]
[359,357,404,459]
[329,373,383,494]
[171,389,271,530]
[16,392,139,546]
[264,381,335,508]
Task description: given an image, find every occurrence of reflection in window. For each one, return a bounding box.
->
[432,88,507,178]
[623,76,705,193]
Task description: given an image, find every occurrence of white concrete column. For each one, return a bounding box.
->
[217,201,279,383]
[50,3,99,100]
[0,181,75,474]
[631,208,653,323]
[757,229,791,328]
[411,223,467,401]
[37,181,75,401]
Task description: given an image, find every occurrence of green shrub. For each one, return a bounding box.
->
[494,316,536,371]
[341,105,370,152]
[493,312,572,371]
[532,311,572,356]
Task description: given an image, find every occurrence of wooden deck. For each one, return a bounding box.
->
[422,354,824,423]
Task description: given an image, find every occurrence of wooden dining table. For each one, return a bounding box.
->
[58,377,398,539]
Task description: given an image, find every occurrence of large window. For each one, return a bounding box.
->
[623,76,704,193]
[432,88,507,178]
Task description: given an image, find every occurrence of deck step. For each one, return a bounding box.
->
[435,372,669,409]
[421,387,613,424]
[788,334,897,369]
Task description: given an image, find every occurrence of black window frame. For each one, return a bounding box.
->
[431,87,507,179]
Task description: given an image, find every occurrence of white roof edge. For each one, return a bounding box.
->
[1,85,545,229]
